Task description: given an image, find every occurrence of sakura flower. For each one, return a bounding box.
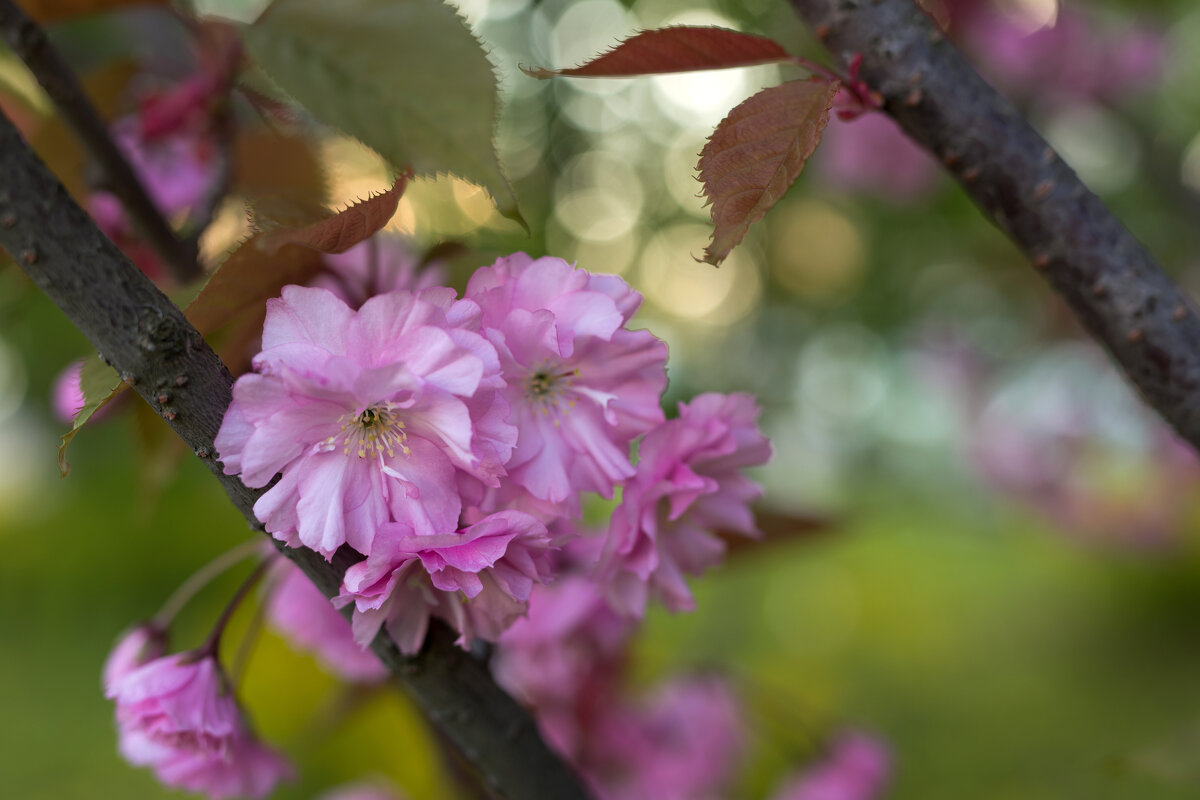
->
[317,780,409,800]
[108,653,240,750]
[466,254,668,510]
[960,4,1166,104]
[603,392,772,616]
[770,731,890,800]
[337,510,555,654]
[312,234,447,309]
[265,560,387,683]
[581,676,746,800]
[215,285,515,559]
[816,112,939,202]
[108,652,292,799]
[88,116,214,282]
[493,577,635,757]
[102,623,167,695]
[493,576,633,710]
[52,361,87,424]
[121,725,293,800]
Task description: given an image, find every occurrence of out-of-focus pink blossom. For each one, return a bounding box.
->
[338,510,555,654]
[108,653,240,749]
[493,577,633,709]
[965,344,1200,548]
[603,393,772,616]
[312,235,447,309]
[581,677,746,800]
[121,725,293,800]
[317,781,408,800]
[88,117,214,281]
[52,359,125,425]
[961,6,1166,103]
[816,113,939,201]
[265,560,387,683]
[108,652,292,799]
[770,731,890,800]
[102,623,167,695]
[466,253,668,511]
[215,285,515,559]
[52,361,88,424]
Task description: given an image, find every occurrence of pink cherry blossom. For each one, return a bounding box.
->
[960,6,1166,103]
[493,577,633,710]
[602,392,771,616]
[102,623,167,695]
[466,253,668,510]
[88,116,214,282]
[121,725,293,800]
[215,285,515,559]
[492,577,635,757]
[337,510,555,654]
[580,677,746,800]
[817,112,939,201]
[317,781,408,800]
[265,560,387,683]
[312,234,447,309]
[52,361,87,424]
[770,731,890,800]
[108,653,241,750]
[108,652,292,798]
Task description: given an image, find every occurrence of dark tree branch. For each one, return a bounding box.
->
[789,0,1200,452]
[0,110,589,800]
[0,0,203,284]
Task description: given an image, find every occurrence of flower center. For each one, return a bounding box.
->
[525,364,577,410]
[331,402,410,458]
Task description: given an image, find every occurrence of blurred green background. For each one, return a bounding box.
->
[5,0,1200,797]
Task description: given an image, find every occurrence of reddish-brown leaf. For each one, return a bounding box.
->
[231,127,326,208]
[184,174,410,335]
[257,172,410,255]
[698,78,838,266]
[521,26,791,79]
[19,0,169,25]
[184,234,324,336]
[719,508,835,560]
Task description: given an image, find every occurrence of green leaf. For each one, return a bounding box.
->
[57,355,126,477]
[241,0,522,225]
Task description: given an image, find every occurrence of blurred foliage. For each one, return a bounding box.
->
[4,0,1200,797]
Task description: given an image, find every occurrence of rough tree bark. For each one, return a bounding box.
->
[0,108,590,800]
[789,0,1200,452]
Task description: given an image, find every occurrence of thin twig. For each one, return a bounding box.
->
[788,0,1200,453]
[154,538,264,627]
[0,107,590,800]
[0,0,202,284]
[199,556,273,658]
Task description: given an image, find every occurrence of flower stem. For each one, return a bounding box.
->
[154,539,265,627]
[230,578,270,684]
[199,555,276,658]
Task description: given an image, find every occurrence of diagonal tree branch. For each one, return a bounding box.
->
[0,0,204,284]
[0,109,589,800]
[788,0,1200,452]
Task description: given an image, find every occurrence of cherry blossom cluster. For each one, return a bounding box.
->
[102,249,777,798]
[214,252,771,656]
[103,624,292,799]
[490,575,891,800]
